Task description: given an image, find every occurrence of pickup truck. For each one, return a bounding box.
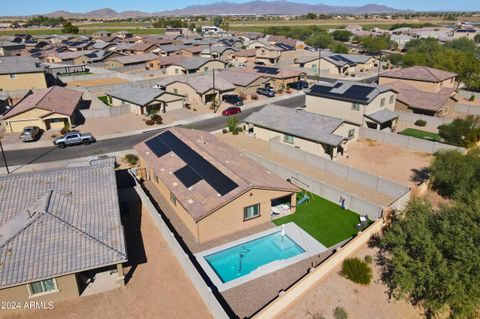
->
[256,87,276,97]
[53,132,96,148]
[20,126,42,142]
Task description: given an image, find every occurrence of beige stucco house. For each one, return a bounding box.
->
[305,81,398,131]
[2,86,82,133]
[0,158,127,306]
[242,65,306,90]
[134,128,299,243]
[0,56,47,91]
[164,57,226,76]
[255,46,281,66]
[295,53,377,76]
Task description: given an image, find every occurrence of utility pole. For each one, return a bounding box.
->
[212,68,217,114]
[317,47,322,83]
[376,51,383,84]
[0,139,9,174]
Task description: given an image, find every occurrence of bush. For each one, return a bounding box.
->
[415,119,427,127]
[333,307,348,319]
[227,116,239,134]
[239,93,247,101]
[145,119,154,126]
[468,94,475,101]
[237,127,243,133]
[251,94,258,100]
[150,113,161,121]
[364,255,373,264]
[277,88,284,94]
[222,128,228,134]
[124,154,138,165]
[341,257,372,285]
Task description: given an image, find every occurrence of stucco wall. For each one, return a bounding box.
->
[0,72,47,91]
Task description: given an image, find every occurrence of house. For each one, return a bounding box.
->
[245,104,358,159]
[154,73,236,106]
[255,45,281,66]
[176,45,207,57]
[134,127,299,243]
[242,65,306,90]
[267,35,304,49]
[0,92,12,114]
[92,30,112,39]
[158,44,188,56]
[106,85,184,115]
[200,46,237,60]
[104,53,158,69]
[74,50,123,64]
[0,158,127,304]
[294,52,377,76]
[164,57,226,76]
[305,81,398,130]
[383,81,453,116]
[113,31,133,39]
[231,49,257,64]
[245,39,270,50]
[128,43,161,55]
[2,86,83,133]
[0,41,25,56]
[217,69,271,95]
[379,66,457,94]
[0,56,47,91]
[145,55,187,71]
[43,50,96,64]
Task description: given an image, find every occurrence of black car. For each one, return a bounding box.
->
[256,87,276,97]
[287,81,309,90]
[222,94,244,106]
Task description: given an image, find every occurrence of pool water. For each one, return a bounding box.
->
[204,232,305,283]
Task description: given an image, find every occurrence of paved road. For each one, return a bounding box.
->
[0,95,305,168]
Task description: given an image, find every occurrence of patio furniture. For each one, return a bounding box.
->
[297,193,310,206]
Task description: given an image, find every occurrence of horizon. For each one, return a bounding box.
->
[1,0,479,16]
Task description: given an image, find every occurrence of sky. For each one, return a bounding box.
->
[2,0,479,16]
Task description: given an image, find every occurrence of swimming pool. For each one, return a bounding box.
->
[204,231,305,283]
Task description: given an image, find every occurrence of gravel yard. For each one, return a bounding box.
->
[66,77,130,88]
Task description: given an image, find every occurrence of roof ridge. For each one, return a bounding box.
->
[423,66,440,81]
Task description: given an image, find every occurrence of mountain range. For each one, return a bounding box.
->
[43,1,404,18]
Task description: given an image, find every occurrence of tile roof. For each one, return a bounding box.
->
[241,65,305,79]
[134,128,298,222]
[380,66,457,82]
[107,85,173,106]
[307,81,393,104]
[217,69,269,87]
[172,57,224,70]
[148,54,187,66]
[108,53,158,65]
[155,72,235,94]
[245,104,345,146]
[0,158,127,288]
[2,86,82,119]
[364,108,399,124]
[0,56,44,75]
[232,49,256,57]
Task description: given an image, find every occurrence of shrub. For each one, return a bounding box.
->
[227,116,239,134]
[155,119,163,124]
[222,128,228,134]
[239,93,247,101]
[124,154,138,165]
[341,257,372,285]
[237,127,243,133]
[333,307,348,319]
[415,119,427,127]
[251,94,258,100]
[150,113,161,121]
[364,255,373,264]
[193,108,197,112]
[468,94,475,101]
[277,88,284,94]
[145,119,154,126]
[286,88,292,94]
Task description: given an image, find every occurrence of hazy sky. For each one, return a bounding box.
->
[2,0,479,16]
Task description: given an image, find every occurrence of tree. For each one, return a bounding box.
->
[378,197,480,318]
[188,22,196,32]
[305,13,317,19]
[361,35,389,53]
[329,42,349,53]
[220,17,230,32]
[305,31,333,49]
[387,53,403,66]
[212,16,223,27]
[475,33,480,44]
[61,21,79,34]
[332,30,352,42]
[437,115,480,148]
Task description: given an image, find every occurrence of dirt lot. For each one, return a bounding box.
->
[338,139,433,188]
[280,245,424,319]
[66,77,130,87]
[2,204,212,319]
[218,133,396,206]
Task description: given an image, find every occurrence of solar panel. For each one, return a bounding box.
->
[174,166,202,188]
[145,137,170,157]
[253,66,279,75]
[343,85,375,102]
[154,131,238,196]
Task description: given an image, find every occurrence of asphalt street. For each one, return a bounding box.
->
[0,94,305,168]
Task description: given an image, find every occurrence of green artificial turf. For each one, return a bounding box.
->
[399,128,441,142]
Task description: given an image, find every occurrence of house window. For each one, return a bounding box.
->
[175,69,179,74]
[173,88,178,94]
[351,103,360,111]
[204,67,209,72]
[348,129,355,139]
[170,192,177,206]
[244,204,260,220]
[9,74,16,79]
[283,134,294,144]
[380,98,385,107]
[149,63,154,67]
[153,174,159,184]
[28,278,58,296]
[389,95,394,104]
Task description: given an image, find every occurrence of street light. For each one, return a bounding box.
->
[0,139,10,174]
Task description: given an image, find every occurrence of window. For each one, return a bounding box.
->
[283,134,294,144]
[28,278,57,296]
[173,88,178,94]
[380,98,385,107]
[9,74,16,79]
[204,67,208,72]
[348,129,355,139]
[170,192,177,206]
[351,103,360,111]
[389,95,394,104]
[149,63,154,67]
[175,69,179,74]
[244,204,260,220]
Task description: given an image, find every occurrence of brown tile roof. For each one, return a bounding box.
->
[232,49,256,57]
[108,53,158,65]
[131,43,159,52]
[380,66,457,82]
[134,128,298,222]
[180,45,208,54]
[267,35,297,47]
[3,86,82,119]
[385,81,451,112]
[148,54,187,66]
[217,69,269,87]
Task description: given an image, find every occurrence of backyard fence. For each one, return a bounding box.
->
[80,103,132,118]
[132,175,229,319]
[244,152,384,220]
[359,127,464,154]
[453,103,480,115]
[396,111,452,126]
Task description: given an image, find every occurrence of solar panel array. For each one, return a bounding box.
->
[145,131,239,196]
[309,83,375,103]
[253,66,280,75]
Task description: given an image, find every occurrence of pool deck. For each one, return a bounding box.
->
[195,222,327,292]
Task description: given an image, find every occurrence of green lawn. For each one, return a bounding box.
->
[97,95,110,105]
[399,128,441,142]
[273,193,363,248]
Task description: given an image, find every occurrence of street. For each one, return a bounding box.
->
[0,94,305,168]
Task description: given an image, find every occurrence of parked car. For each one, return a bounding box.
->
[20,126,42,142]
[222,106,242,116]
[53,132,96,148]
[222,94,244,106]
[287,80,309,90]
[256,87,276,97]
[305,46,317,52]
[254,61,266,65]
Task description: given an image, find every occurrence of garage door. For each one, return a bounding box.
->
[7,120,44,133]
[167,99,184,111]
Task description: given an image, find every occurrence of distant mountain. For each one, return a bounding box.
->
[41,1,405,18]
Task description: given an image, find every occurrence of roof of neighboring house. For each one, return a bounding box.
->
[267,35,297,47]
[245,104,346,146]
[46,50,96,61]
[242,65,305,79]
[180,45,208,54]
[91,41,114,50]
[0,92,10,101]
[159,44,187,53]
[107,85,179,106]
[0,158,127,289]
[200,45,237,55]
[82,50,115,62]
[380,66,457,82]
[307,81,393,104]
[134,127,298,222]
[217,69,269,87]
[0,40,24,48]
[364,108,399,124]
[108,53,158,65]
[130,43,159,52]
[171,57,225,71]
[148,55,187,67]
[155,72,235,94]
[2,86,82,120]
[0,56,44,75]
[232,49,256,57]
[384,80,451,112]
[295,52,374,66]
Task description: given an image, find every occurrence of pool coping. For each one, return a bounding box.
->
[194,222,327,292]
